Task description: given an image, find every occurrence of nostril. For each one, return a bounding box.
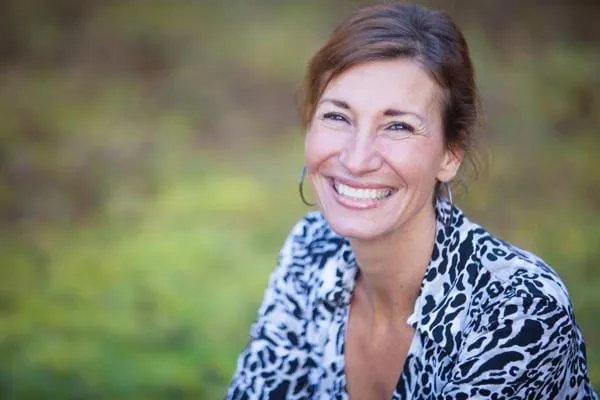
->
[338,142,382,175]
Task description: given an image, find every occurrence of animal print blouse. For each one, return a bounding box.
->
[227,202,597,399]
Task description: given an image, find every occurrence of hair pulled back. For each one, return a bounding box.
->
[299,2,480,179]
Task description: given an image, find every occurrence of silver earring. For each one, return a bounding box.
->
[299,166,316,207]
[444,181,454,227]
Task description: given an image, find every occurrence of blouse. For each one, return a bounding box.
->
[227,202,597,399]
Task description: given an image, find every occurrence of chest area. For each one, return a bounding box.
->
[344,319,413,400]
[311,302,455,399]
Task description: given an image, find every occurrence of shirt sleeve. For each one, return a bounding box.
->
[226,217,313,400]
[439,296,595,400]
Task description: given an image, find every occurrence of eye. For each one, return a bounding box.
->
[386,122,415,133]
[322,112,349,124]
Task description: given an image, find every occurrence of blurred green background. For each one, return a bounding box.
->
[0,0,598,398]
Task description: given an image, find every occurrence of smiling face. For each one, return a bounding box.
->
[304,59,462,241]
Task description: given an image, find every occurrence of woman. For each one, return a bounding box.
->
[227,3,597,399]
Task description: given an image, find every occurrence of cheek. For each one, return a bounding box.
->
[304,128,342,171]
[379,140,444,182]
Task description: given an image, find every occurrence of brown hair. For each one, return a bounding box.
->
[299,2,480,183]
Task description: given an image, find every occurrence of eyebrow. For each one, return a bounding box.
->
[318,98,351,110]
[318,97,425,122]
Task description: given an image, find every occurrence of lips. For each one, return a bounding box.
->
[333,180,395,201]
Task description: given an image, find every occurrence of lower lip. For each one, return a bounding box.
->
[330,180,394,210]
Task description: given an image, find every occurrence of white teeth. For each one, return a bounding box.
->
[334,181,392,200]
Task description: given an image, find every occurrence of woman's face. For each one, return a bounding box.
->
[304,59,462,241]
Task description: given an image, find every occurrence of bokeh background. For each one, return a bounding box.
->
[1,0,598,398]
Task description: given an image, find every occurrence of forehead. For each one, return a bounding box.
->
[322,59,442,115]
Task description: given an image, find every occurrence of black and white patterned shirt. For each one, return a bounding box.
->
[227,202,597,399]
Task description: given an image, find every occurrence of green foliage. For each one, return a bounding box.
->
[1,151,306,398]
[0,0,598,398]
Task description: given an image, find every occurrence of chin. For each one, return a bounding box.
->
[320,210,393,241]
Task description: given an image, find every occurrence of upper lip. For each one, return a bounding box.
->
[330,176,395,190]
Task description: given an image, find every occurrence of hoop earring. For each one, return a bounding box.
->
[299,166,316,207]
[443,181,454,227]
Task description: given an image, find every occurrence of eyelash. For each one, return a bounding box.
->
[322,112,349,123]
[386,122,415,133]
[322,112,415,134]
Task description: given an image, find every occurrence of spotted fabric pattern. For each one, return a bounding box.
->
[226,202,597,399]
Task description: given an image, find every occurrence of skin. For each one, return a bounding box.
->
[304,58,463,399]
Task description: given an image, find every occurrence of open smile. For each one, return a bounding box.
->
[334,181,394,200]
[328,178,397,209]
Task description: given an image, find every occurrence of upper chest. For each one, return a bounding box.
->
[307,289,464,399]
[344,308,415,400]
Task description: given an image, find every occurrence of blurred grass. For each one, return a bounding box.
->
[0,0,598,398]
[1,135,306,398]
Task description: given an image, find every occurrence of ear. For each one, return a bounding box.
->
[436,145,464,183]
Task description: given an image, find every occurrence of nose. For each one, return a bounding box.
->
[338,131,383,175]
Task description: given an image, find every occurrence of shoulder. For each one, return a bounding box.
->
[452,213,575,333]
[288,211,335,245]
[278,211,342,271]
[270,210,350,295]
[442,214,595,397]
[473,221,571,311]
[271,211,358,311]
[250,212,332,334]
[416,208,576,352]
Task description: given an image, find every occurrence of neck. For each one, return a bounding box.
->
[349,203,437,322]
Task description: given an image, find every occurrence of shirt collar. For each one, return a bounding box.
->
[408,202,473,355]
[315,234,357,307]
